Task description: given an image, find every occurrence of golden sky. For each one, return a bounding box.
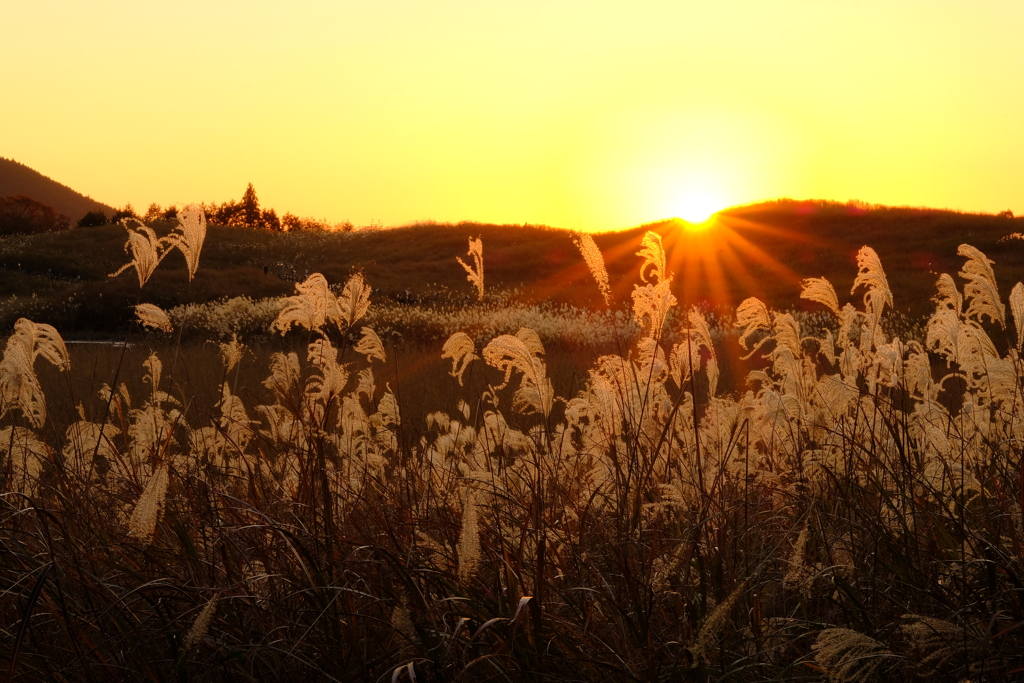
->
[2,1,1021,230]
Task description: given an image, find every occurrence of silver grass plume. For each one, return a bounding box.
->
[306,340,349,404]
[689,580,747,666]
[457,487,482,583]
[353,327,386,363]
[631,280,676,339]
[482,328,553,416]
[813,628,897,682]
[801,277,841,316]
[135,303,173,333]
[108,220,168,288]
[128,464,169,543]
[573,232,612,305]
[338,272,372,329]
[442,332,478,386]
[899,614,979,676]
[851,246,893,333]
[165,204,207,281]
[932,273,963,313]
[456,237,485,301]
[183,595,218,650]
[219,334,244,372]
[958,244,1005,327]
[783,521,813,594]
[1010,282,1024,350]
[636,231,668,284]
[0,426,49,497]
[0,318,71,428]
[734,297,771,356]
[272,273,337,334]
[263,352,301,404]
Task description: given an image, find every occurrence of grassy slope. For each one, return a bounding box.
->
[0,202,1022,335]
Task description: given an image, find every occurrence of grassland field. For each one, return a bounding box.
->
[3,201,1024,682]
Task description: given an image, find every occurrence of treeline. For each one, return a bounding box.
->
[87,183,354,233]
[0,182,354,235]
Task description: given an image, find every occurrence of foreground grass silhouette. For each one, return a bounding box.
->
[2,211,1024,681]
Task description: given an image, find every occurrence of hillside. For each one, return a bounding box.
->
[0,157,114,223]
[0,200,1022,336]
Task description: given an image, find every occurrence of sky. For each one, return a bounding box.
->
[2,0,1022,231]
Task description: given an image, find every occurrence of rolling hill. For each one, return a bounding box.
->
[0,157,114,222]
[0,183,1022,337]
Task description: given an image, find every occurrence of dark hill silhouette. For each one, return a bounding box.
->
[0,197,1022,334]
[0,157,114,224]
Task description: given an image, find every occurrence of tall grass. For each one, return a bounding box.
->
[2,217,1024,682]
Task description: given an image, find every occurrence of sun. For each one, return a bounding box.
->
[671,188,724,225]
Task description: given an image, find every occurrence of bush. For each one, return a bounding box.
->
[0,195,70,235]
[77,210,108,228]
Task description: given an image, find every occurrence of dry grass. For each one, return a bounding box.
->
[2,218,1024,682]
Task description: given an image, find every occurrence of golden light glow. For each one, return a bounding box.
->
[1,1,1021,228]
[671,188,724,225]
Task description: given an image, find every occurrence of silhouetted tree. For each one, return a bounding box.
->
[77,210,108,228]
[262,207,282,231]
[143,203,163,222]
[240,183,261,228]
[162,205,178,220]
[111,203,138,223]
[0,195,70,235]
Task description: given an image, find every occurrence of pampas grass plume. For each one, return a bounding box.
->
[183,595,218,650]
[456,237,485,302]
[574,232,611,305]
[128,464,169,543]
[457,488,481,584]
[135,303,173,333]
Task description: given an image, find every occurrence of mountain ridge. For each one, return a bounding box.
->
[0,157,114,222]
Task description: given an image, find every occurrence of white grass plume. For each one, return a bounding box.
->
[219,334,244,372]
[353,327,386,363]
[631,281,676,339]
[183,595,218,650]
[813,628,897,683]
[852,246,893,331]
[932,273,962,313]
[1010,282,1024,351]
[109,220,167,288]
[958,244,1005,327]
[272,273,337,334]
[338,272,372,328]
[734,297,771,356]
[0,318,71,428]
[482,328,553,416]
[801,277,841,316]
[573,232,612,305]
[165,204,206,281]
[128,464,169,543]
[442,332,478,386]
[457,487,481,584]
[636,231,668,284]
[689,580,747,666]
[457,237,485,301]
[631,231,676,338]
[0,426,49,497]
[135,303,173,333]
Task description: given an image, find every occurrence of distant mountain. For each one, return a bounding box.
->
[0,157,114,223]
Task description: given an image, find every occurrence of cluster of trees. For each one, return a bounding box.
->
[89,183,353,233]
[204,183,353,232]
[0,195,70,235]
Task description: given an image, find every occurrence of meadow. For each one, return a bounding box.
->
[3,205,1024,681]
